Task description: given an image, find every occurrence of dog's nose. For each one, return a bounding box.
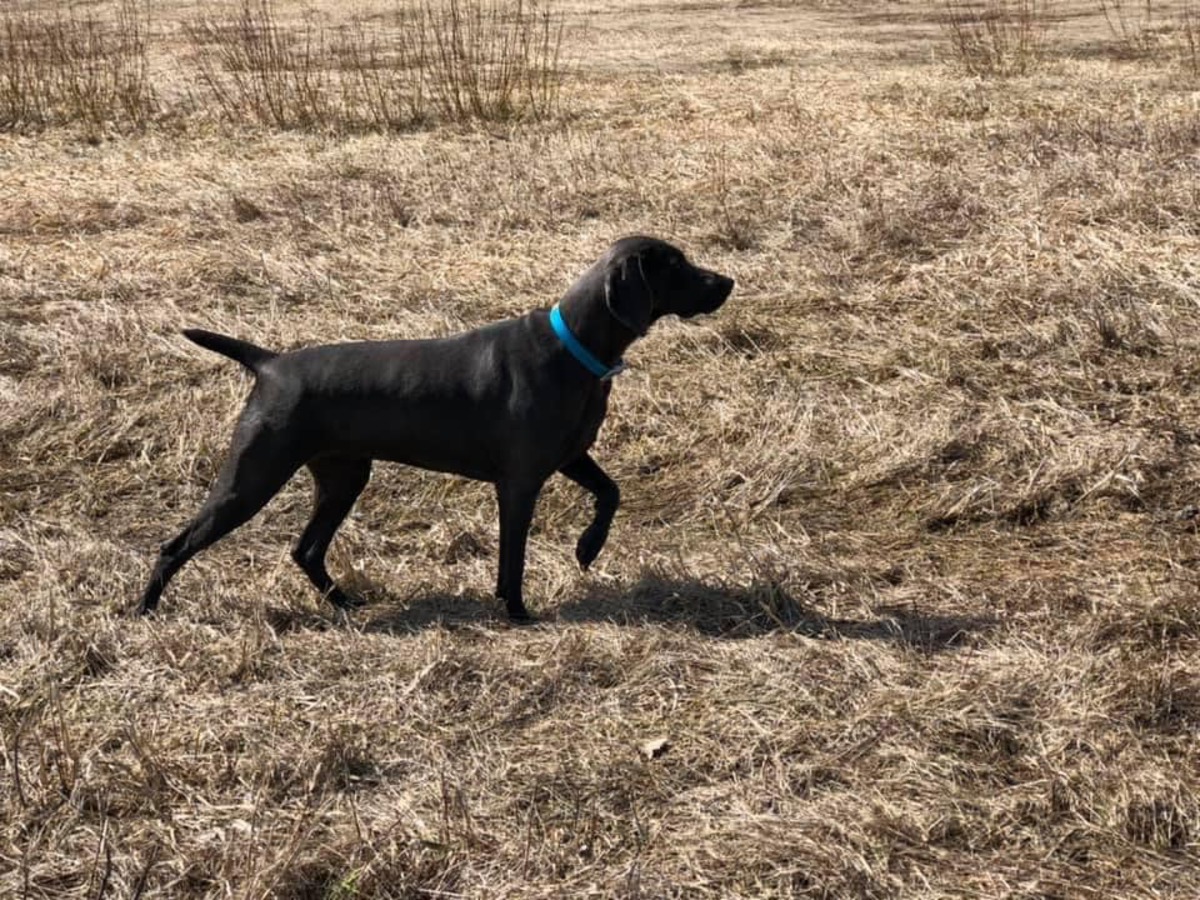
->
[706,272,734,304]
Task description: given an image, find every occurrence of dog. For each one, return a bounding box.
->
[137,236,734,621]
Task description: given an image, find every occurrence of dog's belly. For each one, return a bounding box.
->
[302,397,508,482]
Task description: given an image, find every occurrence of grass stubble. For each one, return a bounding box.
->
[3,0,1200,896]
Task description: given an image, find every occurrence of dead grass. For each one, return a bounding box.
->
[3,0,1200,897]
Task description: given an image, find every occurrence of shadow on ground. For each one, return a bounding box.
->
[267,572,997,652]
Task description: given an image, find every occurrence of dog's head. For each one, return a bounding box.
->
[602,236,735,337]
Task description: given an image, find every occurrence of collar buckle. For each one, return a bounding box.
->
[600,361,626,381]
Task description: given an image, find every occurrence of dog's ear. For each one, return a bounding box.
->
[604,255,653,337]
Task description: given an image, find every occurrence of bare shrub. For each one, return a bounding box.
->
[183,0,338,131]
[0,0,154,134]
[1104,0,1200,76]
[421,0,565,123]
[941,0,1051,77]
[184,0,566,132]
[334,20,432,130]
[1179,0,1200,74]
[1098,0,1159,54]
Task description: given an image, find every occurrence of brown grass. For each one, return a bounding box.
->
[3,0,1200,896]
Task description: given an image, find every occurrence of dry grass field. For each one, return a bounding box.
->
[4,0,1200,896]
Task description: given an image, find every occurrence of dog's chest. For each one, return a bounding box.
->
[566,381,611,456]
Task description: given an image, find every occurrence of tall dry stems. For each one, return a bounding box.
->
[183,0,336,131]
[184,0,565,132]
[422,0,564,123]
[941,0,1050,77]
[335,19,432,130]
[1179,0,1200,74]
[1098,0,1158,54]
[0,0,154,134]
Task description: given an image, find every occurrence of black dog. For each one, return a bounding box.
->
[137,236,734,621]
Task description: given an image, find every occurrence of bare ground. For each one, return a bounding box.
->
[2,0,1200,896]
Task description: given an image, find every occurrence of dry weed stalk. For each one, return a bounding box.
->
[0,0,154,134]
[1179,0,1200,74]
[1098,0,1159,54]
[422,0,565,123]
[184,0,565,131]
[941,0,1051,76]
[184,0,337,131]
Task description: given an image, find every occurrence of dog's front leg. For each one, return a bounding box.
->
[495,480,543,622]
[559,454,620,570]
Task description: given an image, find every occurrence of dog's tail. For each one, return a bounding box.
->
[184,329,277,374]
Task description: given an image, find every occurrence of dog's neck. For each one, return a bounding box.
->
[556,280,640,370]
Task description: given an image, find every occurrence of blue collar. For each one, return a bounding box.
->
[550,304,626,380]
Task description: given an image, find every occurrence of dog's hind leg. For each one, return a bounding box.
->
[137,423,304,614]
[559,454,620,570]
[292,456,372,609]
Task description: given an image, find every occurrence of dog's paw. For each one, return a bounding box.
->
[327,589,367,610]
[575,527,607,571]
[506,606,538,626]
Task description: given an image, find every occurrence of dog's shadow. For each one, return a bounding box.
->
[555,575,996,650]
[265,572,996,652]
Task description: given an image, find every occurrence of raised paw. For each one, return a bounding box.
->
[575,525,606,571]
